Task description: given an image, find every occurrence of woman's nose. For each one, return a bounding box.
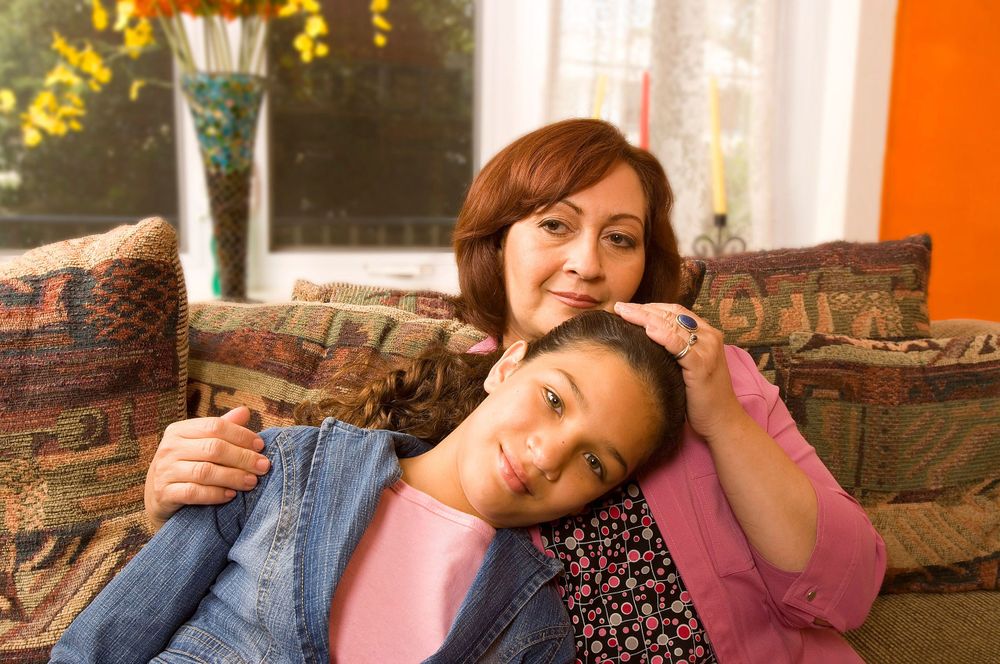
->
[526,435,571,481]
[563,236,603,280]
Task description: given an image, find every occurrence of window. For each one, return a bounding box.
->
[0,0,178,252]
[267,0,474,249]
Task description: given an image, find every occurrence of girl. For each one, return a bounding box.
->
[51,311,686,663]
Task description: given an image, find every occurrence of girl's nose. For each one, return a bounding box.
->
[526,435,572,481]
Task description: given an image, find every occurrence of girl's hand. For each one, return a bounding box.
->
[613,302,745,441]
[143,406,270,530]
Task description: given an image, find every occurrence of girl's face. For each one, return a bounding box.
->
[454,342,660,528]
[501,162,647,345]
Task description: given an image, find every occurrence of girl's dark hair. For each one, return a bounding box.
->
[296,311,686,461]
[452,118,681,339]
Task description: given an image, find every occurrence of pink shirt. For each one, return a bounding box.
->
[470,338,886,662]
[328,480,495,663]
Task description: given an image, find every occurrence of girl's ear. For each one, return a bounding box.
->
[484,341,528,394]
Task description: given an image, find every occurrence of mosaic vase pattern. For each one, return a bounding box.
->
[181,73,265,300]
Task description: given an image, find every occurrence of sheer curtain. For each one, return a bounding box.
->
[545,0,778,256]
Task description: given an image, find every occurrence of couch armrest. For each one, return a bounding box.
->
[929,318,1000,337]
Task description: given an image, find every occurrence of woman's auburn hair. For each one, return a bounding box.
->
[453,118,682,339]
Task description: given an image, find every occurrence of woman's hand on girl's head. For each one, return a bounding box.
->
[143,406,270,531]
[613,302,745,442]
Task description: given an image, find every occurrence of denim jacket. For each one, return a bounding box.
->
[51,420,574,663]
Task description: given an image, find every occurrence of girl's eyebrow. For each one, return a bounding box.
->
[557,198,644,226]
[554,368,629,476]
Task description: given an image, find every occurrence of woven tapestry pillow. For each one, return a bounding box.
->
[0,218,188,662]
[773,332,1000,593]
[693,235,931,379]
[289,257,707,319]
[187,301,486,429]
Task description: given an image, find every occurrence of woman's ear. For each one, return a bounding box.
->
[484,341,528,393]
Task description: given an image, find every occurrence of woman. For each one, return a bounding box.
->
[144,119,885,662]
[54,312,685,663]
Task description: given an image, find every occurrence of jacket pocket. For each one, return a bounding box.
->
[155,625,253,664]
[692,473,754,577]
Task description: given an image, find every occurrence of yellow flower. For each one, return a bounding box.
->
[92,0,109,31]
[294,33,314,62]
[124,18,154,58]
[305,15,327,38]
[370,0,388,12]
[51,32,80,67]
[303,0,321,12]
[374,32,386,48]
[114,1,135,31]
[315,43,329,57]
[23,125,43,147]
[129,79,146,101]
[0,88,16,113]
[44,65,82,88]
[372,14,391,31]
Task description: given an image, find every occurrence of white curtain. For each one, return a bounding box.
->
[544,0,778,256]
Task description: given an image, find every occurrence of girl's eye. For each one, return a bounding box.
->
[544,388,563,415]
[584,452,604,478]
[606,232,637,249]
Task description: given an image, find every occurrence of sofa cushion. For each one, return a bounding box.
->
[773,332,1000,593]
[291,280,461,320]
[290,257,708,319]
[186,302,486,429]
[693,235,931,380]
[845,591,1000,663]
[0,218,187,662]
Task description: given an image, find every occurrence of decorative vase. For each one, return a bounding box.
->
[180,73,265,300]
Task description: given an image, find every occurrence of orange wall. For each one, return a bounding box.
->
[880,0,1000,321]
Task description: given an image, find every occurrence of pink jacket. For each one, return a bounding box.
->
[636,345,886,662]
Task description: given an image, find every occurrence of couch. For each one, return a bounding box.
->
[1,218,997,662]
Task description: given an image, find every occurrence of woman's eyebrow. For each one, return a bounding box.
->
[558,198,643,225]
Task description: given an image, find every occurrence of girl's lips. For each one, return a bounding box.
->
[550,291,600,309]
[498,447,531,495]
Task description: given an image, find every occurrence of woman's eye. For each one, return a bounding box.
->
[544,388,563,415]
[539,218,568,234]
[584,452,604,478]
[606,232,637,248]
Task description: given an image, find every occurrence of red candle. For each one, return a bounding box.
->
[639,70,650,149]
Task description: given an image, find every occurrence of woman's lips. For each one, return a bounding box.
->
[498,447,531,495]
[550,291,600,309]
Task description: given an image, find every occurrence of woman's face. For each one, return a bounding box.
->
[501,162,647,345]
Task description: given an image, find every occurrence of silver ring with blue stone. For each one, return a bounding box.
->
[676,313,699,333]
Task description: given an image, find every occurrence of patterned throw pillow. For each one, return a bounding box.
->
[0,218,188,662]
[291,280,461,320]
[774,332,1000,593]
[187,302,487,429]
[289,257,707,317]
[693,235,931,380]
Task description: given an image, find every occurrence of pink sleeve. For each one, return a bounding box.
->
[728,347,887,631]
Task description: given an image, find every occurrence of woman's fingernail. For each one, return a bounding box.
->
[614,302,633,313]
[224,490,237,499]
[243,474,257,489]
[255,457,271,473]
[254,437,265,451]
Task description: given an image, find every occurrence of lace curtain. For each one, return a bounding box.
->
[545,0,777,255]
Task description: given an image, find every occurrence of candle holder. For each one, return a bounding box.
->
[691,213,747,257]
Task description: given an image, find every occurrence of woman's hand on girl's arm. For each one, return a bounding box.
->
[144,406,270,531]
